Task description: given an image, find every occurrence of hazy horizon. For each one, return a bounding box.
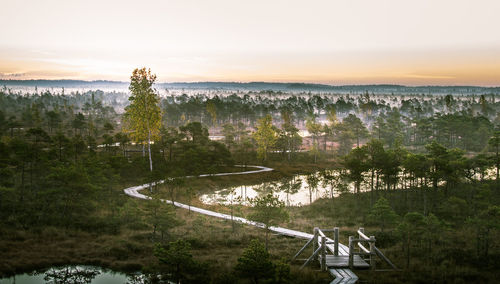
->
[2,78,500,87]
[1,0,500,86]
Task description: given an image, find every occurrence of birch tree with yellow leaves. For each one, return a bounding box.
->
[124,68,161,191]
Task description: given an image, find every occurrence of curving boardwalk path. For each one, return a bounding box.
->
[123,165,358,284]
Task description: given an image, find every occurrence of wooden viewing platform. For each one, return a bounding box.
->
[323,255,370,269]
[292,227,398,283]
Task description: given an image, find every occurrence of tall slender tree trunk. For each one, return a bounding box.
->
[287,136,291,161]
[406,234,411,269]
[30,161,33,191]
[370,169,374,205]
[496,145,499,181]
[423,186,428,216]
[74,143,78,163]
[20,162,25,202]
[313,136,317,163]
[148,130,153,193]
[265,228,269,251]
[148,131,153,172]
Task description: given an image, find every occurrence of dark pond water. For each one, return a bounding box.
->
[0,265,154,284]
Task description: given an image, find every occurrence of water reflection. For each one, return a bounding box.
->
[199,166,498,207]
[42,266,100,283]
[0,266,156,284]
[200,170,350,207]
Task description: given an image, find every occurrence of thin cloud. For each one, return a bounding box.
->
[403,74,455,79]
[0,72,26,78]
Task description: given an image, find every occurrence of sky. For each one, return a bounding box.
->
[1,0,500,86]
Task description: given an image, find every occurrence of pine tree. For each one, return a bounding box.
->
[253,114,277,162]
[368,197,399,232]
[249,193,288,250]
[235,239,275,284]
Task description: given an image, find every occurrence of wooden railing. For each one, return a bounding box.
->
[349,227,398,271]
[293,227,341,271]
[293,226,398,272]
[348,228,376,269]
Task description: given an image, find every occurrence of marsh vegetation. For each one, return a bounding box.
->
[1,78,499,283]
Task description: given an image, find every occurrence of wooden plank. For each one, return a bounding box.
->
[338,268,349,278]
[325,255,370,269]
[329,268,359,284]
[326,243,349,256]
[339,268,359,284]
[336,268,349,284]
[343,268,359,280]
[329,269,343,284]
[338,269,351,284]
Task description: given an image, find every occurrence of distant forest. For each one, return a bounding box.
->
[2,79,500,94]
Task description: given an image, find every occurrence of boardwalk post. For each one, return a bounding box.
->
[334,227,339,256]
[321,235,326,271]
[348,236,354,269]
[313,227,319,260]
[369,236,376,270]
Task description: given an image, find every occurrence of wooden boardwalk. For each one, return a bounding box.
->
[123,165,365,283]
[329,268,359,284]
[323,241,361,284]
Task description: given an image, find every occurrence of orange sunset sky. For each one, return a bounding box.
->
[1,0,500,86]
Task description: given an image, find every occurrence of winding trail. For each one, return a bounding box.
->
[123,165,358,283]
